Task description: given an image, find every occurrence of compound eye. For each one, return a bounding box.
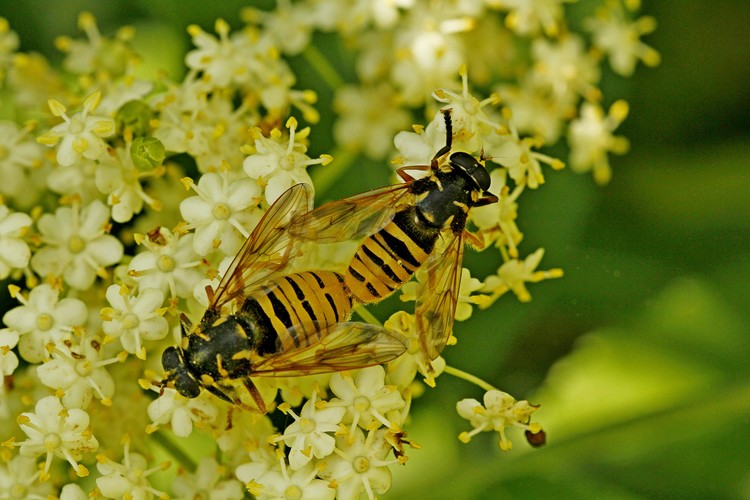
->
[473,164,491,191]
[161,346,201,398]
[161,346,181,371]
[450,152,491,191]
[174,373,201,399]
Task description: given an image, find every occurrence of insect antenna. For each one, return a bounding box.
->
[431,108,454,168]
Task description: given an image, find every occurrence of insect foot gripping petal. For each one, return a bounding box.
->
[161,346,201,399]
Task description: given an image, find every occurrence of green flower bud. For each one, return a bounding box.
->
[131,137,165,171]
[116,100,154,137]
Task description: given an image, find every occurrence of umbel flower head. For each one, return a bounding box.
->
[0,2,657,498]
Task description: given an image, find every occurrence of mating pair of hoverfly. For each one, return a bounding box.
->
[161,110,498,413]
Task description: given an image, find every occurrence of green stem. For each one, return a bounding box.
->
[355,305,382,326]
[443,365,498,393]
[302,44,345,91]
[311,147,359,199]
[151,430,197,472]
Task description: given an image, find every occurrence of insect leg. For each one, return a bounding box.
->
[204,384,236,405]
[463,230,486,250]
[475,193,499,207]
[396,165,430,182]
[242,378,268,415]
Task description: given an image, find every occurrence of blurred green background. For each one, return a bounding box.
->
[2,1,748,498]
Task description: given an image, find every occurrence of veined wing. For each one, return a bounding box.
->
[287,182,416,243]
[415,231,465,361]
[209,183,314,310]
[249,322,408,376]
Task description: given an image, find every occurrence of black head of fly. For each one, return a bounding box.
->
[431,108,494,200]
[448,151,491,194]
[161,345,201,399]
[160,313,201,399]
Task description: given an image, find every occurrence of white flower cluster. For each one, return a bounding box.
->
[0,1,657,498]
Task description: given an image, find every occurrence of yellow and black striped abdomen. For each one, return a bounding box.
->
[345,209,440,304]
[240,270,353,354]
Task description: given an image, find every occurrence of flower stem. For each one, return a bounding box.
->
[303,43,345,91]
[311,146,358,199]
[355,305,382,326]
[151,430,197,472]
[443,365,498,393]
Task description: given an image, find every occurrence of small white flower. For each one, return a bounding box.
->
[180,168,263,256]
[0,17,20,63]
[244,2,316,55]
[243,117,326,203]
[215,410,277,461]
[100,284,168,359]
[568,100,630,185]
[192,95,252,172]
[16,396,99,480]
[329,366,405,432]
[381,311,441,390]
[278,391,346,470]
[530,35,600,105]
[0,204,32,280]
[185,19,254,88]
[585,3,660,77]
[432,69,503,152]
[389,5,470,105]
[393,112,450,168]
[150,77,214,157]
[0,455,54,499]
[36,338,118,409]
[400,267,487,322]
[59,483,89,500]
[0,121,44,199]
[483,248,563,304]
[127,227,204,299]
[333,83,411,159]
[95,145,163,223]
[56,12,135,79]
[496,0,566,37]
[0,328,20,376]
[457,389,542,451]
[46,158,100,202]
[30,199,124,290]
[172,457,244,500]
[146,388,218,437]
[318,428,395,500]
[485,112,564,189]
[96,436,168,499]
[97,76,153,116]
[2,284,87,363]
[496,81,566,144]
[470,169,524,258]
[36,91,115,167]
[249,459,334,500]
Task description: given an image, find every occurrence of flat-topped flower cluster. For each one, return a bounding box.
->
[0,2,657,498]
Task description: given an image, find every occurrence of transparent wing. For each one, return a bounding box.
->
[250,322,408,376]
[209,183,314,310]
[287,183,415,243]
[415,231,465,361]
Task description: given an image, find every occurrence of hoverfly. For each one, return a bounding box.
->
[288,109,498,369]
[161,183,408,414]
